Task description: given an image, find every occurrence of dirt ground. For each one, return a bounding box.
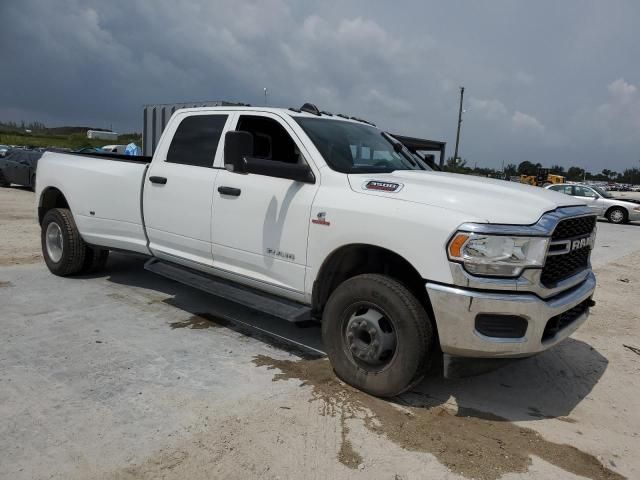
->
[1,186,639,480]
[0,187,41,266]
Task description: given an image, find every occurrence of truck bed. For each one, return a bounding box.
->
[37,151,152,254]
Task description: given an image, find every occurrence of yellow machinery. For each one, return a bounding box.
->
[520,168,565,187]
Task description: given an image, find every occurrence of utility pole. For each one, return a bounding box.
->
[453,86,465,163]
[264,87,268,107]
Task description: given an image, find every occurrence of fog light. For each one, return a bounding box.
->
[475,314,528,339]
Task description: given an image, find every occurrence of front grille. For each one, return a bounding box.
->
[541,246,590,287]
[542,298,591,341]
[551,215,596,240]
[540,215,596,288]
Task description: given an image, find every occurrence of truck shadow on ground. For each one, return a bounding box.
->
[97,252,607,424]
[402,339,607,422]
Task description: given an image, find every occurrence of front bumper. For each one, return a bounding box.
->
[426,271,596,358]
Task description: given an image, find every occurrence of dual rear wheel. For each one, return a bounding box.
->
[41,208,109,276]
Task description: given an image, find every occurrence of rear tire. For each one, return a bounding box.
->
[41,208,87,276]
[322,274,434,397]
[606,207,627,224]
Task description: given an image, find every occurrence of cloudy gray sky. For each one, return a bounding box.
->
[1,0,639,172]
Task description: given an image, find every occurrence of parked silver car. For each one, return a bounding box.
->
[546,183,640,224]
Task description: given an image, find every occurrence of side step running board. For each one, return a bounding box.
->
[144,258,312,323]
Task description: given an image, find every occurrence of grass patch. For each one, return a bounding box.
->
[0,131,141,150]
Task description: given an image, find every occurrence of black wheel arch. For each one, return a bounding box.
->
[311,243,437,331]
[38,187,70,225]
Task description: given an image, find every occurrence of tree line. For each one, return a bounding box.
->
[0,120,47,131]
[443,157,640,185]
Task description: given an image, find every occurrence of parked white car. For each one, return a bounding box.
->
[101,144,127,154]
[35,104,598,396]
[546,183,640,224]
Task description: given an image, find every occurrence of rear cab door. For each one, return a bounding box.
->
[143,110,234,266]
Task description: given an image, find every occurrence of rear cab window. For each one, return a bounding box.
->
[167,114,228,167]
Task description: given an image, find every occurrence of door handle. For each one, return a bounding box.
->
[149,176,167,185]
[218,186,241,196]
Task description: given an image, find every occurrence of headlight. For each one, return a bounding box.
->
[447,232,549,277]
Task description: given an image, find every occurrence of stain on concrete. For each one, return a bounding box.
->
[253,355,623,480]
[337,414,363,469]
[0,281,12,288]
[170,313,228,329]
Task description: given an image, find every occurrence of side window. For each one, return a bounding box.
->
[166,114,228,167]
[551,185,572,195]
[574,186,595,197]
[236,115,300,164]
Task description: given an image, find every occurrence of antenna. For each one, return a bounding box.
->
[264,87,268,107]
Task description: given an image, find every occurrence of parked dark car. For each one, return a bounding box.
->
[0,149,43,189]
[0,147,74,190]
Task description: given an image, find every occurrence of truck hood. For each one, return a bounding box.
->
[347,170,584,224]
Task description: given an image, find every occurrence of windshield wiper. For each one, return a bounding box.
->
[381,132,424,169]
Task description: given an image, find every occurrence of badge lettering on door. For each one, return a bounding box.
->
[266,248,295,261]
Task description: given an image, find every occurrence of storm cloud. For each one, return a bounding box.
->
[1,0,638,171]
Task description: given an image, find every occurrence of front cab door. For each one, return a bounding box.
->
[211,112,318,297]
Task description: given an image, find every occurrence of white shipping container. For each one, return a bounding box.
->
[87,130,118,141]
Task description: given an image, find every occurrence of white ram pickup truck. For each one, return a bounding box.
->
[36,104,597,396]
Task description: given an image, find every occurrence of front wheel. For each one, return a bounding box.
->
[607,207,627,224]
[322,274,434,397]
[41,208,88,276]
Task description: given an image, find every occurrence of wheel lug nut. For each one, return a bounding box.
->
[346,331,354,340]
[368,328,376,337]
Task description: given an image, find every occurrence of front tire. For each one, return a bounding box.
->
[606,207,627,224]
[41,208,88,276]
[322,274,434,397]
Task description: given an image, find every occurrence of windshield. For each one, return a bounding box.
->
[592,186,613,198]
[294,117,432,174]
